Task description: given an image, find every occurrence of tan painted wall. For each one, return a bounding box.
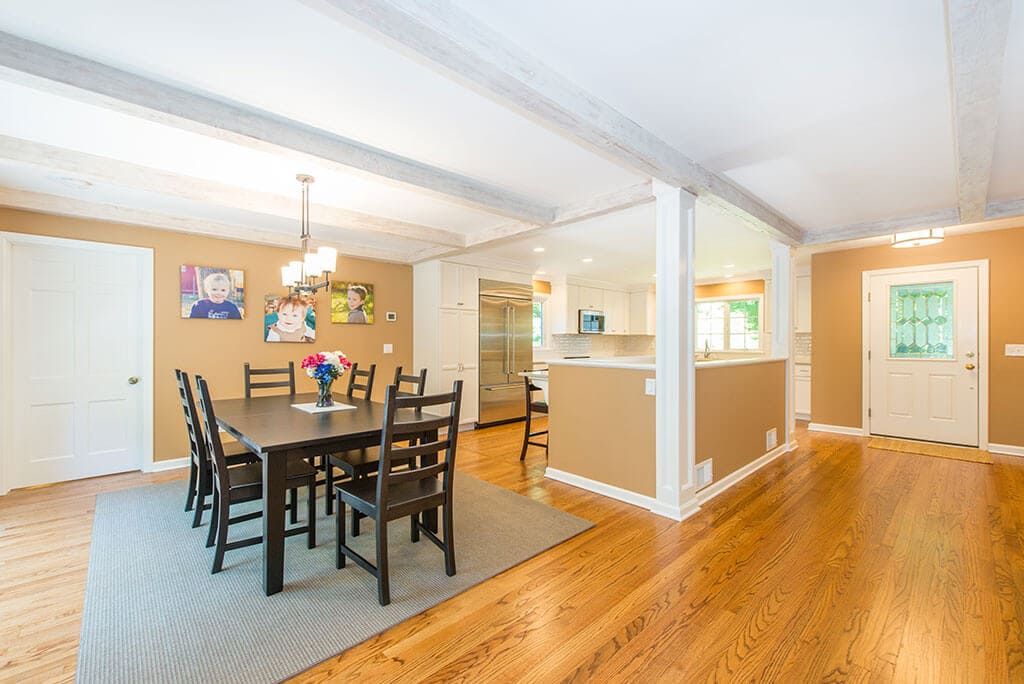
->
[548,365,657,496]
[695,279,764,299]
[695,360,787,482]
[811,224,1024,445]
[0,208,413,462]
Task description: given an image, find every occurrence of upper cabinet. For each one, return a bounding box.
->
[795,274,811,333]
[604,290,629,334]
[577,286,604,311]
[439,262,479,310]
[629,287,656,335]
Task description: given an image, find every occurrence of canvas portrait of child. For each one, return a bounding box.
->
[180,265,245,319]
[331,281,374,324]
[264,294,316,342]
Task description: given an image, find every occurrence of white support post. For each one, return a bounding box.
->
[769,240,796,443]
[651,180,700,521]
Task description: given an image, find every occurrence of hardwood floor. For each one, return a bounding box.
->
[2,422,1024,682]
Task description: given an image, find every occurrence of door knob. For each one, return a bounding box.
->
[128,376,140,385]
[964,363,976,371]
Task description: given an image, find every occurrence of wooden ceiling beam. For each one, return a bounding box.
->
[0,135,466,248]
[944,0,1013,224]
[0,31,556,225]
[315,0,804,245]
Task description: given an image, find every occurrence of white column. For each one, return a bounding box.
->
[651,180,700,521]
[769,240,796,444]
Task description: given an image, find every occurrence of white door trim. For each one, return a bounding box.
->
[0,232,154,494]
[861,259,989,449]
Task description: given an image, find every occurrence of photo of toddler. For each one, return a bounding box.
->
[264,294,316,343]
[330,281,374,324]
[180,266,245,319]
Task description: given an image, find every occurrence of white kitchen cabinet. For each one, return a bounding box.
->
[565,284,580,332]
[604,290,629,334]
[577,286,604,311]
[629,287,656,335]
[794,363,811,419]
[438,309,479,424]
[439,262,479,310]
[795,275,811,333]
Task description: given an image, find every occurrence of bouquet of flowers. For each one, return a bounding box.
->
[301,350,352,407]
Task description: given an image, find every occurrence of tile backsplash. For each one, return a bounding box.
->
[794,332,812,358]
[545,334,656,359]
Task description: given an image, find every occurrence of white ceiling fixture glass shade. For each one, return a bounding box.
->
[282,174,336,294]
[891,228,945,248]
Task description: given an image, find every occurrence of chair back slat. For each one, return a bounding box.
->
[347,362,376,400]
[194,375,231,495]
[244,362,296,398]
[391,415,452,437]
[376,381,462,510]
[393,366,428,398]
[175,369,207,467]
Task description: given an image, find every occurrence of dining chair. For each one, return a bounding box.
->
[175,369,258,528]
[323,362,378,516]
[334,380,463,605]
[519,376,549,460]
[243,361,296,398]
[347,362,376,400]
[393,366,428,398]
[194,375,317,574]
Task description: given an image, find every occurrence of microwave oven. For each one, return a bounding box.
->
[578,309,606,334]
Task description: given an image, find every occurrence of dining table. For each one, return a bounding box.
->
[214,391,442,596]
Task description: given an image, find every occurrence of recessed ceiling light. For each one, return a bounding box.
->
[724,273,735,278]
[533,247,545,253]
[535,270,546,275]
[723,263,735,269]
[651,273,657,278]
[581,257,593,263]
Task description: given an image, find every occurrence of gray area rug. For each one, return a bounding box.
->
[77,472,592,683]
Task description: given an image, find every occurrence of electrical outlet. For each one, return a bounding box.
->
[383,343,393,354]
[1006,344,1024,357]
[695,459,713,489]
[644,378,656,396]
[766,428,778,451]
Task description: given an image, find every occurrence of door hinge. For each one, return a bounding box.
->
[868,407,872,418]
[867,292,871,302]
[868,350,871,360]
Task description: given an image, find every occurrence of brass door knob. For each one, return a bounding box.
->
[965,363,976,371]
[128,376,140,385]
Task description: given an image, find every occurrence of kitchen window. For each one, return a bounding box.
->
[532,300,544,348]
[696,295,762,352]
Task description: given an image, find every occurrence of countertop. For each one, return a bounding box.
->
[546,355,656,371]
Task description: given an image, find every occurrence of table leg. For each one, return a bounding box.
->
[262,451,286,595]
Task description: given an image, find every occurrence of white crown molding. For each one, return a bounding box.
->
[0,31,556,225]
[0,134,467,248]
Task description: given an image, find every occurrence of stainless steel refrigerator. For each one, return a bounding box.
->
[478,280,534,427]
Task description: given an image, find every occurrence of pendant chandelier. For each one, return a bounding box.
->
[280,174,336,295]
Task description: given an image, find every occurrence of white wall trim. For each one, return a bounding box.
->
[795,412,811,422]
[544,467,658,511]
[0,232,155,492]
[695,440,796,505]
[989,443,1024,458]
[144,457,189,473]
[861,259,990,449]
[808,423,867,436]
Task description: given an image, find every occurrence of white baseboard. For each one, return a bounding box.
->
[989,443,1024,458]
[795,412,810,421]
[545,467,657,511]
[808,422,865,436]
[145,457,189,473]
[695,441,795,505]
[648,497,702,522]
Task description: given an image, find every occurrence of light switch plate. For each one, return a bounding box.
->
[383,344,393,354]
[1006,344,1024,357]
[644,378,656,396]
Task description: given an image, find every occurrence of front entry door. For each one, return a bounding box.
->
[8,238,149,488]
[868,266,979,446]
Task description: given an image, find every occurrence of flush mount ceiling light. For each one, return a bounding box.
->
[280,174,337,296]
[891,228,944,249]
[533,246,545,253]
[581,257,594,263]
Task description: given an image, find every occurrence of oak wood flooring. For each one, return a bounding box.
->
[2,421,1024,682]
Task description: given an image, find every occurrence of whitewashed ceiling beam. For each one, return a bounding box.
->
[985,197,1024,219]
[0,135,466,248]
[313,0,804,245]
[944,0,1013,224]
[0,188,412,263]
[0,31,556,224]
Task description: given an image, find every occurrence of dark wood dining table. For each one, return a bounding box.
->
[214,391,441,596]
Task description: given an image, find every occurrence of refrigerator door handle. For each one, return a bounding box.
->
[510,305,516,376]
[505,304,512,375]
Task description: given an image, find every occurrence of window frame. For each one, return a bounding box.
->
[695,293,765,353]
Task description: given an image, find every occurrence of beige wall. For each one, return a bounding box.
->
[696,279,764,299]
[0,209,413,462]
[811,224,1024,446]
[548,365,657,496]
[696,360,787,483]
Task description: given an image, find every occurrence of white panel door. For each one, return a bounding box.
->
[9,242,147,487]
[868,266,979,446]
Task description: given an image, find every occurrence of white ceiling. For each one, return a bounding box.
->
[0,1,1019,264]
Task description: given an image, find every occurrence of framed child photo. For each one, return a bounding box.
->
[331,281,374,324]
[264,293,316,343]
[181,265,245,319]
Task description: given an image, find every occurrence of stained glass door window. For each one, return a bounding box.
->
[889,281,954,359]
